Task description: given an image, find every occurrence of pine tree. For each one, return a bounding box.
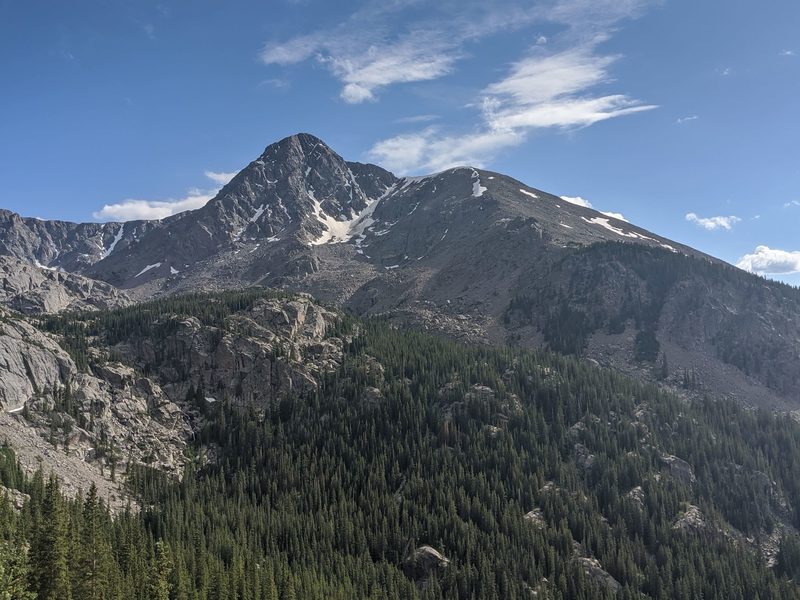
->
[148,541,172,600]
[74,484,110,600]
[29,476,71,600]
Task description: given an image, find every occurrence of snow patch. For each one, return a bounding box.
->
[205,397,218,404]
[582,217,638,238]
[7,406,24,414]
[102,224,125,259]
[312,183,399,248]
[34,260,59,272]
[170,266,180,275]
[519,188,538,200]
[384,264,399,270]
[134,262,162,278]
[471,170,487,198]
[250,205,266,223]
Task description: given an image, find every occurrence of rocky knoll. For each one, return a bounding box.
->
[0,255,129,314]
[109,294,343,409]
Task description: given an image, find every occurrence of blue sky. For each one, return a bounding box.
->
[1,0,798,283]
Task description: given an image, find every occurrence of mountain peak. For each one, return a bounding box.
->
[259,132,331,161]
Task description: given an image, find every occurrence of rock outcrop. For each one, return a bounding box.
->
[403,546,450,580]
[0,256,129,314]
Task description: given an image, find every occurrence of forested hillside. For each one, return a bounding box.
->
[3,290,800,598]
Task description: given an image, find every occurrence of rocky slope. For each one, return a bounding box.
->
[3,132,799,410]
[0,208,158,272]
[0,255,129,314]
[0,291,345,507]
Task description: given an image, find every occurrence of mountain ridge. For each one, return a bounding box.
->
[1,132,798,412]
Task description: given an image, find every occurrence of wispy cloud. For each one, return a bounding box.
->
[358,1,657,172]
[676,115,699,124]
[370,42,656,173]
[737,246,800,275]
[685,212,741,231]
[93,171,234,221]
[395,114,439,124]
[261,1,472,104]
[781,50,796,56]
[260,78,291,89]
[784,200,800,208]
[261,0,655,107]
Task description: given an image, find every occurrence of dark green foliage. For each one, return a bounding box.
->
[3,292,800,598]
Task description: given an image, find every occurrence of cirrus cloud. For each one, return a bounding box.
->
[736,246,800,275]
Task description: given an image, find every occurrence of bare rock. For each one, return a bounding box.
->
[403,545,450,580]
[0,256,129,314]
[524,508,546,528]
[573,557,621,593]
[660,454,696,485]
[673,504,706,533]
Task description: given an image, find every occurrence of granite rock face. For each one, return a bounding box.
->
[0,256,129,314]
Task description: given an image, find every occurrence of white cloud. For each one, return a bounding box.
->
[784,200,800,208]
[362,0,657,173]
[93,191,214,221]
[369,127,524,173]
[601,211,628,222]
[719,67,732,76]
[677,115,699,124]
[260,2,475,104]
[561,195,593,208]
[93,170,236,221]
[685,212,741,231]
[261,0,656,105]
[204,171,237,186]
[781,50,796,56]
[737,246,800,275]
[369,43,656,172]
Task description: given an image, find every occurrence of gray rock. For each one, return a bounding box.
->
[660,454,696,485]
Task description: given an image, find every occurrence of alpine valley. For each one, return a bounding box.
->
[2,133,800,599]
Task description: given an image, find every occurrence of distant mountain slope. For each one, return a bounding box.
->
[2,132,798,409]
[0,208,157,272]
